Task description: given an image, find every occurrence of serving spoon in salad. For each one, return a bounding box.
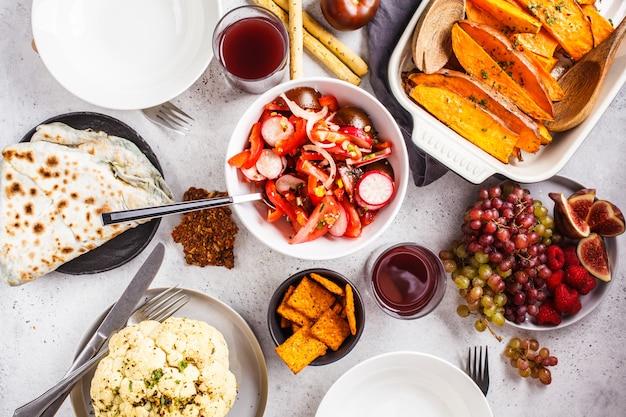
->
[101,192,274,226]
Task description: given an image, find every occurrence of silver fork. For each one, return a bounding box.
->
[142,101,194,134]
[13,286,190,417]
[467,346,490,396]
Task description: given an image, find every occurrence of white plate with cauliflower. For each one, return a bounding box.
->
[70,287,268,417]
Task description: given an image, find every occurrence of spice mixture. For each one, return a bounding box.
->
[171,187,239,269]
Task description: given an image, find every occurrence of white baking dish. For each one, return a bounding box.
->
[388,0,626,184]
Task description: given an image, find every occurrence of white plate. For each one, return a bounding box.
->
[32,0,222,110]
[507,176,617,331]
[315,351,493,417]
[389,0,626,184]
[70,287,268,417]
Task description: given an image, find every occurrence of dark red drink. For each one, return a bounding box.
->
[219,17,286,80]
[370,244,445,319]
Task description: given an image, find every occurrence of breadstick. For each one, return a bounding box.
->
[273,0,368,77]
[288,0,304,79]
[250,0,361,85]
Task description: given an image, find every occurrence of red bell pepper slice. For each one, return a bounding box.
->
[307,174,324,206]
[243,122,263,169]
[274,117,307,156]
[265,180,298,225]
[227,149,250,168]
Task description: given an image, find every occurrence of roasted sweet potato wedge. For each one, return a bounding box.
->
[512,29,559,58]
[514,0,594,61]
[582,4,615,47]
[470,0,541,33]
[458,20,563,103]
[407,69,549,153]
[451,22,554,120]
[407,82,520,163]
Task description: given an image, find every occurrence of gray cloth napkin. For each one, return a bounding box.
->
[367,0,449,187]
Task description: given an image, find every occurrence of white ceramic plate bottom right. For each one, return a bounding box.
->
[315,351,493,417]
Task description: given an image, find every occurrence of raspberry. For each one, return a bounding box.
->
[554,283,580,314]
[535,300,562,325]
[578,275,597,295]
[562,245,579,267]
[546,245,565,270]
[546,269,564,293]
[564,265,589,291]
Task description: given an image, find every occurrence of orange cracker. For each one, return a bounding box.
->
[345,283,357,336]
[287,276,337,320]
[275,326,327,374]
[277,285,312,327]
[310,309,351,351]
[310,272,345,296]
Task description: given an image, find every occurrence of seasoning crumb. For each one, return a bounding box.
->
[171,187,239,269]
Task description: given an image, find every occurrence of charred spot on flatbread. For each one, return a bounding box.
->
[32,222,45,235]
[45,155,59,167]
[6,182,25,197]
[24,202,33,215]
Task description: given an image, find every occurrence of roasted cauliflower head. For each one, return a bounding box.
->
[90,317,237,417]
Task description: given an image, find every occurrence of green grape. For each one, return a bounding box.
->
[456,305,470,317]
[474,319,487,332]
[492,312,505,326]
[453,275,470,289]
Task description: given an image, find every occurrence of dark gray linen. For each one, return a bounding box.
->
[367,0,449,186]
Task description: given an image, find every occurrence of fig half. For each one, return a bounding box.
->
[549,192,590,240]
[586,200,625,237]
[567,188,596,221]
[577,233,611,282]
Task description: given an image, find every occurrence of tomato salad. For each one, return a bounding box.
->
[228,87,396,244]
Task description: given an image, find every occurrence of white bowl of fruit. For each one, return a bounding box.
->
[224,77,410,260]
[440,176,621,332]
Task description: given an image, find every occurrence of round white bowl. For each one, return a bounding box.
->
[225,77,410,260]
[31,0,221,110]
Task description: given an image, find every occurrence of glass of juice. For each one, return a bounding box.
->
[212,6,288,94]
[364,243,446,319]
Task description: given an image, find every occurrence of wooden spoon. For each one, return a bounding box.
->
[545,18,626,132]
[412,0,465,74]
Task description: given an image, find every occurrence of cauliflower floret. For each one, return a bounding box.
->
[90,317,237,417]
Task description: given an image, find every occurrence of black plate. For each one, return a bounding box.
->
[19,112,163,275]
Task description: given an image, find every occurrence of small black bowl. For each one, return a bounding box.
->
[268,268,365,366]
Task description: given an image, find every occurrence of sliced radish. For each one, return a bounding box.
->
[256,149,286,179]
[275,174,305,195]
[329,200,348,237]
[261,115,294,147]
[241,164,266,182]
[354,170,394,211]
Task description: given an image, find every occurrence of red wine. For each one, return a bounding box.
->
[371,244,444,318]
[219,17,286,80]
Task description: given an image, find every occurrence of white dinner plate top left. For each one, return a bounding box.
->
[32,0,221,110]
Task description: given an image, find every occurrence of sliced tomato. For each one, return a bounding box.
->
[265,179,298,225]
[360,209,377,227]
[290,195,341,244]
[319,95,339,112]
[341,199,362,238]
[243,122,263,169]
[274,117,307,156]
[227,149,250,168]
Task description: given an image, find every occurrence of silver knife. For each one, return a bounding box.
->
[38,242,165,417]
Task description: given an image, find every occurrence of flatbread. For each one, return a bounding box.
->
[0,122,173,285]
